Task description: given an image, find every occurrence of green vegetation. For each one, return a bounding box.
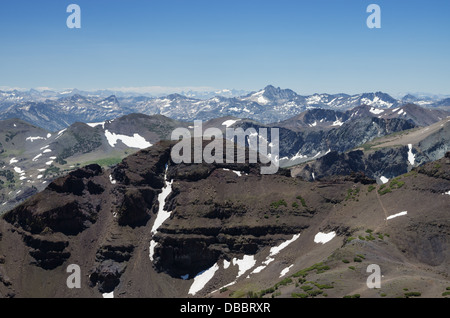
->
[404,292,421,298]
[378,177,406,195]
[0,170,15,183]
[296,195,307,207]
[348,266,356,270]
[81,156,123,168]
[251,262,333,298]
[353,257,362,263]
[292,202,299,208]
[292,262,330,278]
[270,199,287,209]
[390,178,405,189]
[378,184,392,195]
[43,166,61,178]
[301,285,313,291]
[307,290,323,297]
[368,185,376,192]
[345,188,360,201]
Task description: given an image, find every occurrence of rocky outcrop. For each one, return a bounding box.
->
[89,244,134,293]
[22,233,70,270]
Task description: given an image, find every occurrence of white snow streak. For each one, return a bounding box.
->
[188,263,220,296]
[386,211,407,220]
[407,144,415,165]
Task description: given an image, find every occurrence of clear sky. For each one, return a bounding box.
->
[0,0,449,95]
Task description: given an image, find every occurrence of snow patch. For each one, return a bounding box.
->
[249,234,300,275]
[222,119,240,128]
[270,234,301,257]
[232,255,256,278]
[13,167,24,174]
[87,122,105,128]
[105,130,152,149]
[380,176,389,184]
[26,136,46,142]
[290,151,307,161]
[151,173,173,235]
[369,107,384,115]
[109,175,116,185]
[332,119,344,126]
[149,167,173,262]
[314,231,336,244]
[149,240,157,262]
[280,264,294,278]
[102,292,114,298]
[188,263,220,296]
[407,144,415,165]
[223,168,244,176]
[386,211,407,220]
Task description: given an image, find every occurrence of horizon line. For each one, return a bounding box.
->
[1,85,449,99]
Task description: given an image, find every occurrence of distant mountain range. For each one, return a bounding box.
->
[1,85,450,131]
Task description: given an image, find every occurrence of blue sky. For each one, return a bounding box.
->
[0,0,449,95]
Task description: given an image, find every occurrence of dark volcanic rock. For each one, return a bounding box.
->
[116,187,155,227]
[3,164,104,235]
[112,142,172,187]
[89,260,126,293]
[23,234,70,270]
[417,151,450,180]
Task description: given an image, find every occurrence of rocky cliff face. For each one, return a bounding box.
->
[0,141,449,298]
